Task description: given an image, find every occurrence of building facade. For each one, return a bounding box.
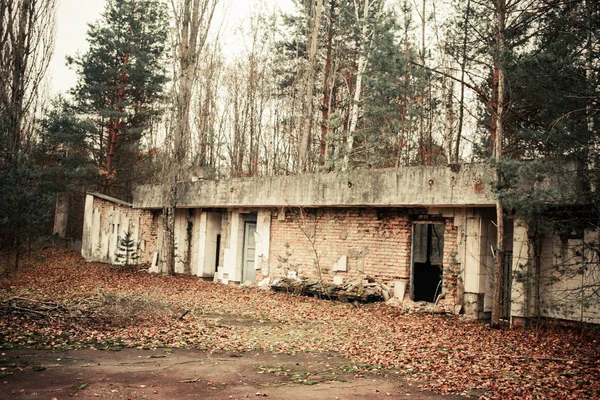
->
[81,164,600,324]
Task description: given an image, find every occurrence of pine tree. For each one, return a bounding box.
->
[37,97,97,193]
[115,229,140,269]
[360,3,427,168]
[68,0,169,200]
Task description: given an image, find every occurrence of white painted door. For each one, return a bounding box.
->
[242,222,257,283]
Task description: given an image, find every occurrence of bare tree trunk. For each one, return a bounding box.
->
[163,0,218,275]
[396,25,410,168]
[443,79,454,163]
[0,0,56,271]
[455,0,470,164]
[586,0,597,183]
[418,0,427,164]
[491,0,506,328]
[299,0,323,173]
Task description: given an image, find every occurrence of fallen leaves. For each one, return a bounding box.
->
[1,247,599,399]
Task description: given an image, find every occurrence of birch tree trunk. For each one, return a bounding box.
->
[298,0,322,173]
[320,0,336,167]
[455,0,471,164]
[342,0,373,171]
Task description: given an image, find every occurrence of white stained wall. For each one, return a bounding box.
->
[539,230,600,324]
[196,211,222,278]
[81,194,141,265]
[510,221,600,325]
[457,209,495,312]
[216,210,269,284]
[172,209,203,275]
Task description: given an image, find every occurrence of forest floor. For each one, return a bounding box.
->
[0,247,599,399]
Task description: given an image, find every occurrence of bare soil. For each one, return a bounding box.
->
[0,348,458,400]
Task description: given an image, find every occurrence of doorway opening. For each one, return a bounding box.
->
[411,222,445,302]
[500,220,514,320]
[241,221,257,283]
[215,234,221,272]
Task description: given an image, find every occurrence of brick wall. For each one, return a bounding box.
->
[269,207,462,303]
[269,208,413,283]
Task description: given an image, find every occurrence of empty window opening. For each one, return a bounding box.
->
[411,223,444,302]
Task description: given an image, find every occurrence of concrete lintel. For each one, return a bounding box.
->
[133,164,496,209]
[88,192,132,208]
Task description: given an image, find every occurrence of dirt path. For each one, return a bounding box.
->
[0,348,460,399]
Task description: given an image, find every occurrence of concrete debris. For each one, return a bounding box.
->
[286,271,298,279]
[258,277,272,290]
[270,276,395,303]
[385,297,451,315]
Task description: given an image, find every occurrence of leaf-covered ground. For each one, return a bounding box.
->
[1,247,598,399]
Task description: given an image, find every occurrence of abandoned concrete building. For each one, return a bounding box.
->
[80,164,600,325]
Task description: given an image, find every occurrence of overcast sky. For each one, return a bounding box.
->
[48,0,294,96]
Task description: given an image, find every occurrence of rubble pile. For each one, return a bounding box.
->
[268,276,393,303]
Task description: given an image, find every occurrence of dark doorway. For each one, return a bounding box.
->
[411,223,444,302]
[215,234,221,272]
[500,250,513,320]
[500,220,514,320]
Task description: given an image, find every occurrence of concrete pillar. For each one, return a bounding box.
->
[81,194,94,259]
[91,207,101,260]
[197,211,222,278]
[173,209,190,274]
[463,214,482,318]
[108,208,121,263]
[189,210,202,276]
[255,210,271,277]
[53,193,69,238]
[462,209,496,319]
[196,212,208,276]
[100,207,111,262]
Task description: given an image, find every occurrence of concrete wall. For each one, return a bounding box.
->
[53,193,69,238]
[134,164,496,209]
[218,210,256,283]
[172,209,203,274]
[511,220,600,324]
[444,208,497,318]
[197,212,222,278]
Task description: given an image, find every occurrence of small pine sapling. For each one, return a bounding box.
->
[115,229,140,270]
